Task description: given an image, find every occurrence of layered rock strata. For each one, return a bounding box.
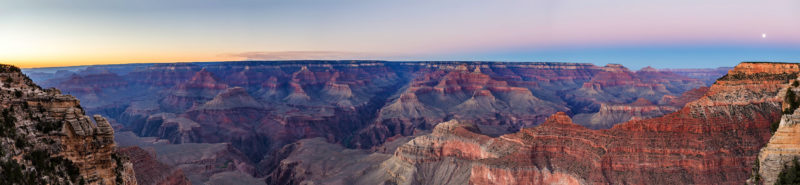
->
[271,62,793,185]
[0,64,136,184]
[118,146,191,185]
[753,76,800,185]
[21,61,727,183]
[115,131,255,184]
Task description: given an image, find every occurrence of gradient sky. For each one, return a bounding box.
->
[2,0,799,69]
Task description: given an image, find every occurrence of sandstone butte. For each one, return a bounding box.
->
[0,64,137,184]
[278,62,794,185]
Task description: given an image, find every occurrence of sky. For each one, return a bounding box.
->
[1,0,799,69]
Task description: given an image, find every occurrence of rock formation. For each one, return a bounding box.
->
[114,131,256,184]
[0,64,136,184]
[269,62,794,185]
[572,98,679,129]
[22,61,729,184]
[571,85,710,129]
[265,138,393,185]
[118,146,191,185]
[752,73,800,185]
[162,69,230,112]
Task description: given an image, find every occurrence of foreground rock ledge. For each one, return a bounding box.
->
[0,64,137,185]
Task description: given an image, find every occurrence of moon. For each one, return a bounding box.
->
[762,33,767,38]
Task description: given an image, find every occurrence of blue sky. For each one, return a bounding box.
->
[429,45,800,69]
[1,0,799,68]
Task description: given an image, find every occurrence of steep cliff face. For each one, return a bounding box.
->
[115,131,255,184]
[0,64,136,184]
[354,62,602,148]
[754,109,800,185]
[328,62,791,185]
[354,62,708,148]
[264,138,394,185]
[23,61,727,183]
[572,86,710,129]
[363,64,570,143]
[118,146,191,185]
[752,73,800,185]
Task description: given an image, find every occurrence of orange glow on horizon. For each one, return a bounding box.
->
[3,50,397,68]
[4,55,241,68]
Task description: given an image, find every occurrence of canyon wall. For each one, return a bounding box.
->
[0,64,136,184]
[752,67,800,185]
[269,62,795,184]
[23,61,725,183]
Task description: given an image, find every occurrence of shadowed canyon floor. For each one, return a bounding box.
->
[24,61,777,184]
[266,62,796,185]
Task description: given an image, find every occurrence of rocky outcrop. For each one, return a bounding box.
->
[115,131,255,184]
[339,62,793,185]
[356,62,709,148]
[572,64,705,104]
[752,76,800,185]
[572,90,715,130]
[118,146,191,185]
[161,69,230,112]
[196,87,263,110]
[754,109,800,185]
[133,113,199,144]
[23,61,731,184]
[572,99,679,129]
[660,86,710,106]
[0,64,136,184]
[265,138,393,185]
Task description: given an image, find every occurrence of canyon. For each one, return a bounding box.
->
[268,62,797,184]
[24,60,779,184]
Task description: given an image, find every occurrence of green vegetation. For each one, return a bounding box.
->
[793,80,799,87]
[0,108,16,137]
[1,107,29,148]
[111,153,126,184]
[751,158,762,184]
[777,158,800,185]
[718,72,798,82]
[0,150,83,184]
[35,121,63,133]
[14,137,27,148]
[785,88,800,114]
[0,64,22,73]
[0,67,89,184]
[0,159,25,183]
[3,77,12,88]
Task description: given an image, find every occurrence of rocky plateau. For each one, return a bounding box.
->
[23,61,741,184]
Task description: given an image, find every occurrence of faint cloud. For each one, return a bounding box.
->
[224,51,386,60]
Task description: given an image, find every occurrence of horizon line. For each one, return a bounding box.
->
[14,59,769,70]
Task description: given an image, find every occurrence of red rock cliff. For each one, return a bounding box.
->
[373,62,795,185]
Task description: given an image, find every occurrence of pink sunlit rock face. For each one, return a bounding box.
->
[24,61,736,184]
